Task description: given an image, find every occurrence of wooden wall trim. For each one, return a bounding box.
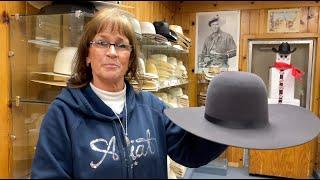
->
[0,2,11,177]
[0,1,26,178]
[313,38,320,116]
[178,1,320,13]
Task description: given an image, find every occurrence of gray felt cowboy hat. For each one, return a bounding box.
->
[164,71,320,149]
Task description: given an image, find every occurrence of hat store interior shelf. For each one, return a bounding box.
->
[8,12,93,178]
[137,22,190,109]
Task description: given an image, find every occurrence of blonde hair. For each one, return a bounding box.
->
[68,8,140,88]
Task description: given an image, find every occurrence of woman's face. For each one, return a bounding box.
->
[87,24,132,84]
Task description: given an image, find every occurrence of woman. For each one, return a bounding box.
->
[31,8,227,179]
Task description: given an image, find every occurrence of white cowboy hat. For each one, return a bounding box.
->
[31,47,77,87]
[31,47,76,77]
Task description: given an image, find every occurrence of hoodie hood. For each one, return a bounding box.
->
[56,81,136,121]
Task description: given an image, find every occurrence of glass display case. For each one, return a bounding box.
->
[9,12,190,178]
[248,40,315,109]
[9,12,93,178]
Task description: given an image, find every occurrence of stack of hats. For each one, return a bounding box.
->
[167,156,178,179]
[132,57,160,91]
[153,92,168,103]
[168,159,187,179]
[141,58,160,91]
[204,65,221,81]
[154,92,176,108]
[168,87,189,108]
[198,85,208,106]
[167,94,179,108]
[169,25,191,50]
[148,54,176,82]
[167,57,179,78]
[176,60,188,79]
[140,21,169,44]
[169,160,187,178]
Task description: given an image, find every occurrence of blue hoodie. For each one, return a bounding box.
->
[31,82,227,179]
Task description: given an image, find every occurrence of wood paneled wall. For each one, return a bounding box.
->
[174,1,320,170]
[0,2,26,178]
[122,1,176,23]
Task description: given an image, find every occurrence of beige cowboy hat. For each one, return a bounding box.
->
[167,94,179,108]
[141,79,159,91]
[149,54,175,70]
[177,60,188,79]
[145,61,159,77]
[137,57,159,79]
[169,25,191,43]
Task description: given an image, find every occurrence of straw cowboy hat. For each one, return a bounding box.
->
[165,71,320,149]
[205,65,221,81]
[169,25,191,43]
[137,57,159,79]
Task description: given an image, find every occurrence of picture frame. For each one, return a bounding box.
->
[267,8,301,33]
[195,10,240,73]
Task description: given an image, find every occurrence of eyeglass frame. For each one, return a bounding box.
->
[88,40,133,52]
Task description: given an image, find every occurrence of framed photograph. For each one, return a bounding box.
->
[267,8,301,33]
[195,10,240,73]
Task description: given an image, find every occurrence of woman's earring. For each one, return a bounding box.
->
[86,57,90,67]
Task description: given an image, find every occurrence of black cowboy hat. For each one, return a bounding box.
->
[165,71,320,149]
[272,42,296,54]
[39,1,96,14]
[153,21,178,42]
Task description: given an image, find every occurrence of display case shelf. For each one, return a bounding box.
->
[143,78,188,92]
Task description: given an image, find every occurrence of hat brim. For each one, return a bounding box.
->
[31,71,71,78]
[164,104,320,149]
[272,47,297,54]
[31,80,66,87]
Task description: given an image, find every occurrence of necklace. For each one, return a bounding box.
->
[113,99,130,146]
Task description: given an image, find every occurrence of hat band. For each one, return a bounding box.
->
[204,113,268,129]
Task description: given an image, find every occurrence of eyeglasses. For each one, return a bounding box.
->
[89,40,132,52]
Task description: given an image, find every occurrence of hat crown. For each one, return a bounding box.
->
[140,22,156,34]
[205,71,269,129]
[272,42,296,54]
[53,47,77,75]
